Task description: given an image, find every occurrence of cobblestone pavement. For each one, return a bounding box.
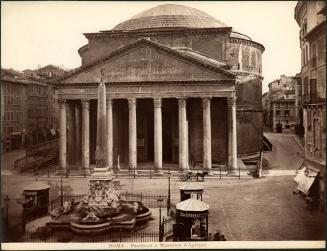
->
[2,175,324,241]
[264,133,304,170]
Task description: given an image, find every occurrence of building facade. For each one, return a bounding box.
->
[1,69,59,152]
[1,69,28,152]
[295,1,326,207]
[263,75,299,132]
[53,4,264,174]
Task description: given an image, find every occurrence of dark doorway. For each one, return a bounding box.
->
[136,99,154,162]
[162,98,178,162]
[113,99,129,165]
[276,123,283,133]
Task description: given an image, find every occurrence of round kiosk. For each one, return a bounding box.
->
[179,183,204,201]
[22,181,50,217]
[174,198,209,241]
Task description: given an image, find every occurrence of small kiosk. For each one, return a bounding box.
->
[179,183,204,201]
[174,198,209,241]
[22,181,50,217]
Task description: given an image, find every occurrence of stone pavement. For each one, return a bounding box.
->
[2,174,324,241]
[264,133,304,170]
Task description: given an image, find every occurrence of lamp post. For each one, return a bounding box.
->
[4,195,10,239]
[60,176,64,207]
[157,196,164,242]
[167,173,171,215]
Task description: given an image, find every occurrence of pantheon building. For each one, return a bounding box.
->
[54,4,264,175]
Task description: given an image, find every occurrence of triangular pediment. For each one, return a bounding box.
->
[58,39,235,85]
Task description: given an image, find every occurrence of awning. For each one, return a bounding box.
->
[294,167,319,195]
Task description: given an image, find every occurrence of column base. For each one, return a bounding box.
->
[179,168,190,174]
[82,167,91,176]
[57,169,67,176]
[227,169,239,177]
[203,170,214,176]
[129,169,139,176]
[153,169,164,176]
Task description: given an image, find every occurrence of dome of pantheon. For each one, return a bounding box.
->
[112,4,252,40]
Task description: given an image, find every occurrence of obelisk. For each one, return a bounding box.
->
[95,68,108,171]
[87,69,115,208]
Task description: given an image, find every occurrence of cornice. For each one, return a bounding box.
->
[55,79,235,88]
[85,27,232,39]
[228,37,265,52]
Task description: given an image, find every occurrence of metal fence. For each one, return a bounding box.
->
[24,229,159,242]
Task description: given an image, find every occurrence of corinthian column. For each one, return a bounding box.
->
[82,99,90,173]
[227,97,238,176]
[203,97,212,172]
[59,99,67,175]
[178,98,188,171]
[106,98,113,172]
[128,98,137,174]
[154,98,163,174]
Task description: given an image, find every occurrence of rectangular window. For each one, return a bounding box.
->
[307,109,312,130]
[276,110,281,116]
[311,42,317,68]
[284,110,290,116]
[303,77,309,101]
[310,79,317,102]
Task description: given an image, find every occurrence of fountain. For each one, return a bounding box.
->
[47,70,151,235]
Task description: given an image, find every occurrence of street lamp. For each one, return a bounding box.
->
[157,196,164,242]
[4,195,10,238]
[167,173,171,215]
[60,175,64,207]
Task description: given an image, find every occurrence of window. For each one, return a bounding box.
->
[276,110,281,116]
[303,77,309,101]
[310,79,317,102]
[311,42,317,68]
[285,110,290,116]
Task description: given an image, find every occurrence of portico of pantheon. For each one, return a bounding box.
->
[53,4,265,176]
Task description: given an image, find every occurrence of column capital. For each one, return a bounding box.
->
[227,97,236,107]
[106,98,113,108]
[58,99,66,108]
[178,98,187,108]
[128,98,136,108]
[153,98,162,108]
[81,99,90,110]
[202,97,211,109]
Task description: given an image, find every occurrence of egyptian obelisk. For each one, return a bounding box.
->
[87,69,116,208]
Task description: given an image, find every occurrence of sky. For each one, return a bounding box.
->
[1,1,301,93]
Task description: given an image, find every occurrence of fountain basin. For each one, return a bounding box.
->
[48,200,152,235]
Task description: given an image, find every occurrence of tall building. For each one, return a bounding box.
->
[295,1,326,207]
[53,4,265,175]
[1,69,28,152]
[1,68,59,152]
[263,75,299,133]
